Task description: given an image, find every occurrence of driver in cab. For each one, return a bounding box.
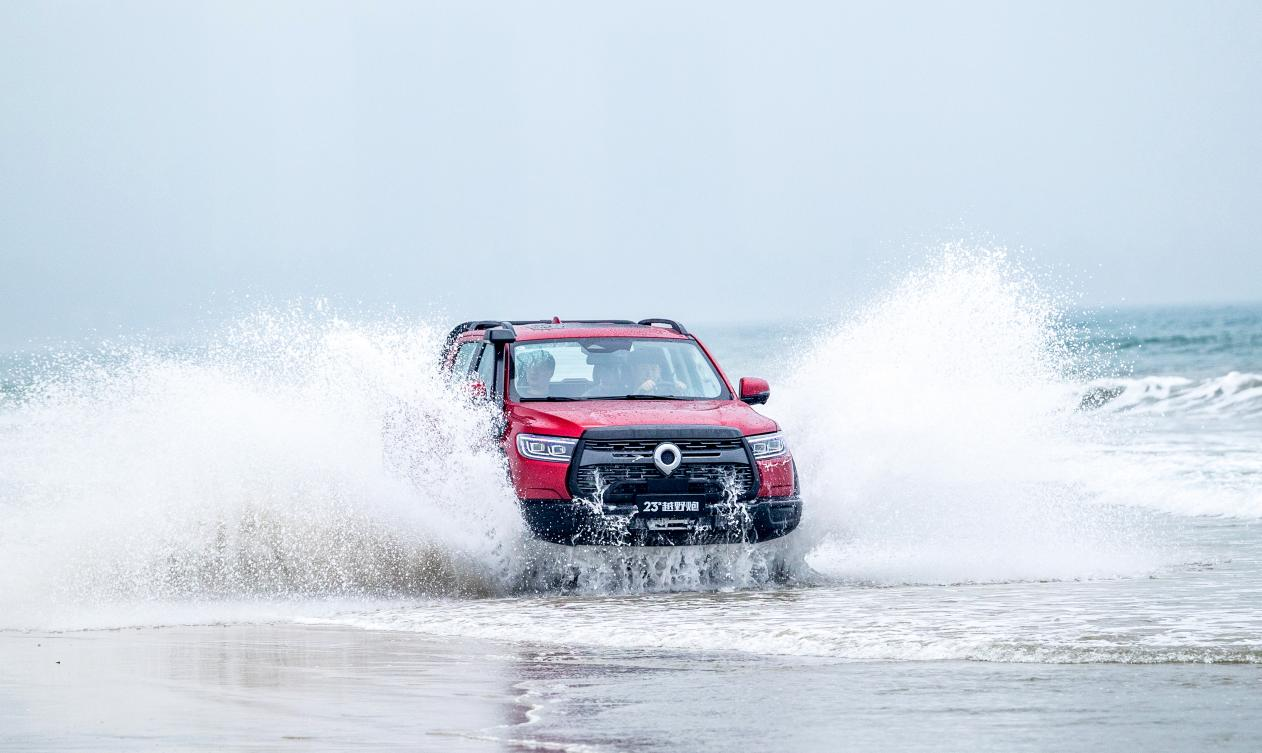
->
[628,351,688,396]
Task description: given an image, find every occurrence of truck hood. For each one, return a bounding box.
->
[507,399,779,438]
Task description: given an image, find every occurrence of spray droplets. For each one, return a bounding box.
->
[778,246,1161,584]
[0,310,524,626]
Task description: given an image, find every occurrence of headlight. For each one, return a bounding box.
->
[747,431,788,459]
[516,433,577,462]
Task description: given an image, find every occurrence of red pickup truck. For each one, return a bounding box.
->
[442,318,802,546]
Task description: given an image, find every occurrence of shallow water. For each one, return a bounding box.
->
[308,516,1262,665]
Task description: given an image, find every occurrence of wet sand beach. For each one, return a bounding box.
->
[3,621,1260,753]
[1,625,522,751]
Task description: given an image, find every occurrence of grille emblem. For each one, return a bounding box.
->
[652,442,682,476]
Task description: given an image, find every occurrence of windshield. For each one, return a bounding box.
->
[509,338,729,401]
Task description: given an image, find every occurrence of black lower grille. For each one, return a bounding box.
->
[574,463,754,499]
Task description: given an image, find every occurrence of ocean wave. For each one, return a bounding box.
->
[1078,371,1262,417]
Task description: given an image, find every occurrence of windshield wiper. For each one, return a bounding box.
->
[519,396,584,402]
[614,394,691,400]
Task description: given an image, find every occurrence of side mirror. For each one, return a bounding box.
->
[739,377,770,405]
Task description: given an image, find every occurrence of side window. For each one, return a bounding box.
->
[452,342,479,374]
[475,344,497,388]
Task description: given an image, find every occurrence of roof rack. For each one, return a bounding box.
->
[501,319,639,327]
[637,318,689,335]
[443,320,515,350]
[444,318,691,351]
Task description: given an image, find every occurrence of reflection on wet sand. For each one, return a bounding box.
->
[0,625,525,752]
[5,620,1262,752]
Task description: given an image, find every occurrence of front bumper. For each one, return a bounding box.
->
[518,496,803,546]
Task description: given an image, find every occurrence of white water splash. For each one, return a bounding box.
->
[773,246,1166,584]
[0,309,525,628]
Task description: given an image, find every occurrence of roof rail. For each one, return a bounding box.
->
[445,318,689,351]
[504,319,638,326]
[637,318,689,336]
[443,320,515,351]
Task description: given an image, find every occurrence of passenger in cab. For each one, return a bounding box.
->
[516,350,555,398]
[585,361,622,397]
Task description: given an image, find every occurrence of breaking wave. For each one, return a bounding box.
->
[1078,371,1262,417]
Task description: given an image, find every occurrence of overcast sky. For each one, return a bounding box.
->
[2,1,1260,349]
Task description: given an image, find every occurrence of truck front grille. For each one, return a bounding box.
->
[582,437,744,459]
[568,427,757,504]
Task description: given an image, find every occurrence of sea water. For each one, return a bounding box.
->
[1,248,1259,751]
